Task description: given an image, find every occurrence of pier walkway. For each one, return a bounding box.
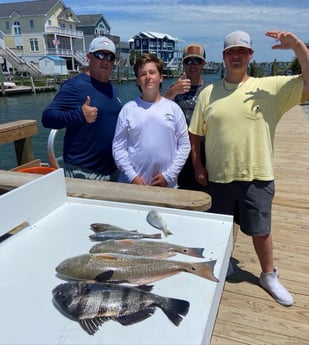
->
[210,105,309,345]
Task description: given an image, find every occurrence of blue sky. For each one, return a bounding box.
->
[2,0,309,62]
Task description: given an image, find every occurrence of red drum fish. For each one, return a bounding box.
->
[55,253,219,285]
[89,239,205,259]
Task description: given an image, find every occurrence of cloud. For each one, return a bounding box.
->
[93,1,309,61]
[2,0,308,62]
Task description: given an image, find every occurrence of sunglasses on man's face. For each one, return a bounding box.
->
[92,51,115,62]
[184,57,203,65]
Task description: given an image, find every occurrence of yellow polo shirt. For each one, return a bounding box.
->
[189,76,304,183]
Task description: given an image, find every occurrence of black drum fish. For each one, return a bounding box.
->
[52,281,190,335]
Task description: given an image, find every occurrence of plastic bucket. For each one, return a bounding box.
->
[17,166,56,175]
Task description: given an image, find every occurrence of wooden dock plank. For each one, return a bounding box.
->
[210,105,309,345]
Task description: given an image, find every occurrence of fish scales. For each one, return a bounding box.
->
[52,282,190,335]
[55,253,219,285]
[89,239,205,258]
[89,230,161,242]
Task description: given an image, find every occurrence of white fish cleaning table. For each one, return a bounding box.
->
[0,169,233,345]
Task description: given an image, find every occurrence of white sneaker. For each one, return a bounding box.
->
[258,267,294,306]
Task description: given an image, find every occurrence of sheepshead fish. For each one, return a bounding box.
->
[89,230,161,242]
[90,223,138,233]
[55,253,219,285]
[52,282,190,335]
[146,210,173,237]
[89,239,205,259]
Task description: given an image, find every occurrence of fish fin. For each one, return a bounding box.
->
[79,316,107,335]
[96,253,118,260]
[163,228,173,237]
[115,307,156,326]
[94,270,130,284]
[118,239,136,244]
[148,233,162,239]
[94,270,114,282]
[135,284,154,292]
[160,298,190,326]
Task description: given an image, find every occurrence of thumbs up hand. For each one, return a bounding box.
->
[82,96,98,123]
[164,72,191,100]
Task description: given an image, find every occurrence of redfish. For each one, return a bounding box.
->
[55,253,219,285]
[89,239,205,259]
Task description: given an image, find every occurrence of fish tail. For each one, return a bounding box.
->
[185,247,205,258]
[159,297,190,326]
[163,228,173,237]
[192,260,219,282]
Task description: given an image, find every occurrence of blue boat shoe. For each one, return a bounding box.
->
[258,267,294,306]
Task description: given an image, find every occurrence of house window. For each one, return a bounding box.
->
[29,38,39,52]
[97,23,106,35]
[30,20,34,29]
[5,22,9,30]
[48,20,52,25]
[13,21,21,35]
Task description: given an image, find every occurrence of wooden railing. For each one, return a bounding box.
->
[0,119,40,169]
[0,119,211,211]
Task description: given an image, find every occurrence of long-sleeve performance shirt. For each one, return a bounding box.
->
[112,97,190,188]
[42,73,122,175]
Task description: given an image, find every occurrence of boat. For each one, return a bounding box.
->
[203,63,220,74]
[3,81,17,89]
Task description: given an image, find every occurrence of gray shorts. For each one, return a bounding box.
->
[207,180,275,236]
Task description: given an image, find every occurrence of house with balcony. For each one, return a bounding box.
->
[0,0,87,75]
[76,14,128,68]
[129,31,182,69]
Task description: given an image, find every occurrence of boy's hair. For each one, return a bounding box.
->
[134,53,164,77]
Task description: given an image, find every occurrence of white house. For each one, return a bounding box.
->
[38,55,67,76]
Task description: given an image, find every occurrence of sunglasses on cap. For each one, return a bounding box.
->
[92,51,115,62]
[184,57,203,65]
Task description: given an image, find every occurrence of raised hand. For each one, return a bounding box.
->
[82,96,98,123]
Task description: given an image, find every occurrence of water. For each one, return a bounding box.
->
[0,73,221,170]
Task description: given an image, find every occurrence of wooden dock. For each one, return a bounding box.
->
[0,105,308,344]
[210,105,309,345]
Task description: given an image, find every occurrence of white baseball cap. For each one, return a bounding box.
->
[89,37,116,54]
[223,31,253,52]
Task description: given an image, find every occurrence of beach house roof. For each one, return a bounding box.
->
[0,0,60,17]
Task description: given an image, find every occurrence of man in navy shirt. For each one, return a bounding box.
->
[42,37,122,180]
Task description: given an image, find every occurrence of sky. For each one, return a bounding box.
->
[2,0,309,62]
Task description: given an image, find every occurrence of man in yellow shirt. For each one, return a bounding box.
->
[189,30,309,306]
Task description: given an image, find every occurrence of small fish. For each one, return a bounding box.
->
[146,210,173,237]
[55,253,219,285]
[90,223,138,233]
[89,239,205,259]
[89,230,161,242]
[52,281,190,335]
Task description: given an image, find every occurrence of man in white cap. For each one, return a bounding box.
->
[165,43,206,190]
[42,37,122,180]
[189,30,309,306]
